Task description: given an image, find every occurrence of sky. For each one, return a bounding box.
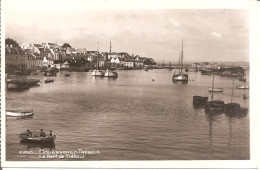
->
[5,0,249,63]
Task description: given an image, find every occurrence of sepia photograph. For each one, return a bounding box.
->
[1,0,259,168]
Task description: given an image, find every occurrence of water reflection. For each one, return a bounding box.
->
[20,141,55,150]
[6,116,33,122]
[107,77,118,81]
[205,112,222,145]
[172,80,188,85]
[225,108,248,118]
[92,76,104,80]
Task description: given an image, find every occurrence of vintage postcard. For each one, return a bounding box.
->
[1,0,259,169]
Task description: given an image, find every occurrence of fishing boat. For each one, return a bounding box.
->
[239,77,246,82]
[208,88,224,92]
[45,79,54,83]
[7,78,40,90]
[236,85,249,89]
[172,41,188,82]
[224,80,248,116]
[92,43,105,77]
[18,133,56,143]
[65,73,70,76]
[7,83,30,90]
[104,42,118,78]
[6,110,34,117]
[144,68,148,71]
[205,75,225,113]
[44,70,57,76]
[105,70,118,77]
[193,96,208,106]
[201,69,213,75]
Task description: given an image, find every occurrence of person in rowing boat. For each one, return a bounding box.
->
[49,130,53,136]
[26,129,32,137]
[40,129,46,137]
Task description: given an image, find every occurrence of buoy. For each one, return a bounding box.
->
[152,79,154,81]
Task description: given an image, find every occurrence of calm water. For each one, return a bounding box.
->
[6,69,249,160]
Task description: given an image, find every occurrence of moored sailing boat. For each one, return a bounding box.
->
[224,80,248,116]
[92,42,105,77]
[205,75,225,113]
[104,42,118,77]
[172,41,188,82]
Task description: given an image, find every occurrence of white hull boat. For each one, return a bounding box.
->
[6,110,34,117]
[172,41,188,82]
[92,70,104,76]
[237,86,249,89]
[104,70,118,77]
[173,73,188,81]
[208,88,224,92]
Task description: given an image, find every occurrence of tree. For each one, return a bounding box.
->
[5,38,19,47]
[62,43,71,49]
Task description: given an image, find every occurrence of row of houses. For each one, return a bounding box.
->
[6,42,156,71]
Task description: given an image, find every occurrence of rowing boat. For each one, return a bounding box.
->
[18,133,56,143]
[208,88,224,92]
[236,85,249,89]
[6,110,34,117]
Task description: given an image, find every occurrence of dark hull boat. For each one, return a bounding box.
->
[45,79,54,83]
[205,100,225,113]
[193,96,208,106]
[239,77,246,82]
[224,103,248,116]
[224,80,248,117]
[18,133,56,143]
[205,75,225,113]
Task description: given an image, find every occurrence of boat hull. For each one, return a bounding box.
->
[172,73,188,81]
[19,133,56,143]
[6,110,34,117]
[237,86,249,89]
[224,103,248,116]
[92,70,104,76]
[104,70,118,77]
[205,100,225,113]
[208,88,223,92]
[193,96,208,106]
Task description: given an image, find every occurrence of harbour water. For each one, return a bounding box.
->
[6,69,249,160]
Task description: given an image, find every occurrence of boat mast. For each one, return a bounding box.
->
[178,55,180,73]
[97,41,99,70]
[181,41,183,73]
[110,41,112,60]
[231,79,234,103]
[211,75,214,101]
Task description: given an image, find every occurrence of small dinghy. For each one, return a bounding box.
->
[236,85,249,90]
[65,73,70,77]
[6,110,34,117]
[208,88,223,92]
